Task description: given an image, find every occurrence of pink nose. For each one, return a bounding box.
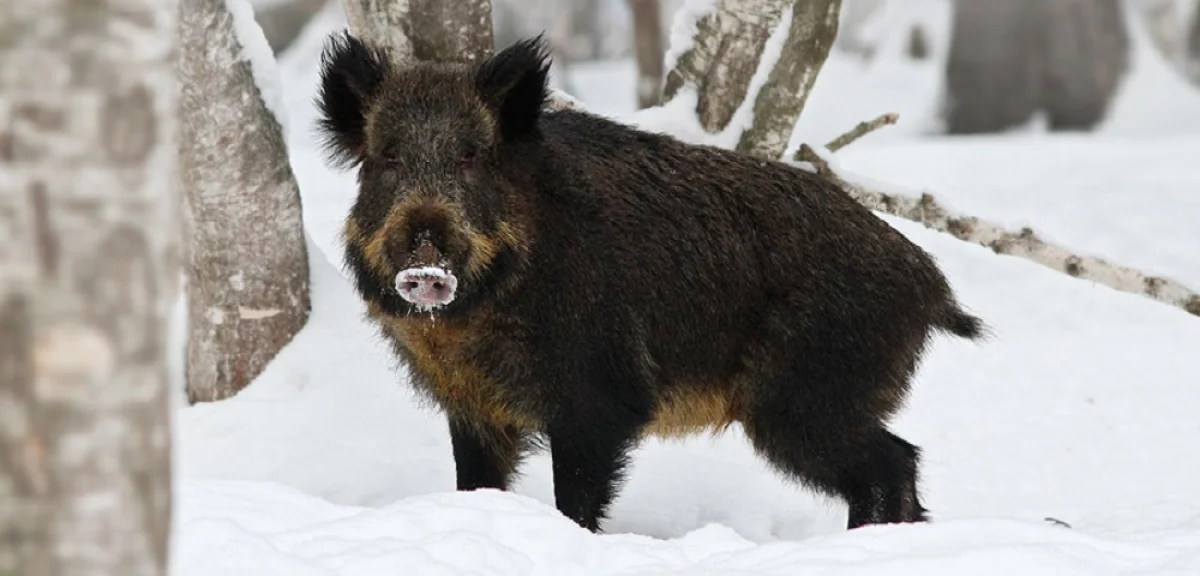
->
[395,268,457,308]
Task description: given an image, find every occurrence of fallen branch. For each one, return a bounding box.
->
[796,141,1200,318]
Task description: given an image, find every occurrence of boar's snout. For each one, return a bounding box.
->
[395,233,459,309]
[395,267,458,309]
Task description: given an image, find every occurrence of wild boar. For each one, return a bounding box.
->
[315,32,986,533]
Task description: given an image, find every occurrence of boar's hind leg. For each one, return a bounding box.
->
[743,391,928,529]
[449,416,533,491]
[546,414,644,532]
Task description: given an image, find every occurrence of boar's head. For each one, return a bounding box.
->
[315,32,549,317]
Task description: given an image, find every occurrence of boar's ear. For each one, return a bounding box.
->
[474,35,551,141]
[315,31,390,169]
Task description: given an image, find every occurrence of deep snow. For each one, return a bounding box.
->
[172,2,1200,574]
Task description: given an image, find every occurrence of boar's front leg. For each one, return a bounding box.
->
[547,412,644,532]
[448,416,531,491]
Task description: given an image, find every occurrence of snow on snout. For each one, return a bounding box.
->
[395,266,458,310]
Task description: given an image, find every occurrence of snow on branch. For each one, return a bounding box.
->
[794,122,1200,318]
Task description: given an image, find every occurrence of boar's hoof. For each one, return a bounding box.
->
[396,266,458,309]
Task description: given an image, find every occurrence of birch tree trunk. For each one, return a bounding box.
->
[0,0,177,574]
[179,0,311,403]
[343,0,493,64]
[629,0,665,108]
[662,0,841,159]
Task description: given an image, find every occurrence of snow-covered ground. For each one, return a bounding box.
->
[173,2,1200,574]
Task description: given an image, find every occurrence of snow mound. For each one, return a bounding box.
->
[174,479,1200,576]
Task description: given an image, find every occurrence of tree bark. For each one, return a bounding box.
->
[342,0,414,61]
[945,0,1129,134]
[0,0,177,574]
[663,0,790,134]
[662,0,841,159]
[629,0,665,109]
[736,0,840,158]
[343,0,493,65]
[179,0,312,403]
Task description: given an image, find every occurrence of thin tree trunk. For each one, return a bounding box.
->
[737,0,840,158]
[0,0,177,574]
[662,0,841,159]
[629,0,665,109]
[663,0,791,134]
[179,0,311,403]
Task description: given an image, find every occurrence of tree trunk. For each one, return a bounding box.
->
[629,0,665,109]
[945,0,1128,134]
[0,0,177,574]
[736,0,840,158]
[343,0,414,61]
[344,0,493,65]
[1040,0,1128,131]
[179,0,312,404]
[662,0,841,159]
[1187,1,1200,83]
[255,0,330,54]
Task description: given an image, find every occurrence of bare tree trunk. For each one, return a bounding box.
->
[255,0,330,54]
[1187,1,1200,83]
[944,0,1043,134]
[344,0,493,64]
[629,0,665,109]
[1040,0,1128,131]
[179,0,311,403]
[737,0,840,157]
[945,0,1129,134]
[0,0,177,574]
[662,0,841,159]
[664,0,790,134]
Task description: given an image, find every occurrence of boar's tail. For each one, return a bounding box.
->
[938,305,987,341]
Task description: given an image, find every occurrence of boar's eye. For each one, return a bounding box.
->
[381,145,401,166]
[456,145,478,171]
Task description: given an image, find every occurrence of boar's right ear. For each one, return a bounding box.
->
[315,32,390,169]
[474,35,551,141]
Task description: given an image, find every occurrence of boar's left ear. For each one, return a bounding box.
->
[315,31,390,169]
[474,35,551,141]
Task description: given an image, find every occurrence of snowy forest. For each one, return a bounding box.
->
[2,0,1200,573]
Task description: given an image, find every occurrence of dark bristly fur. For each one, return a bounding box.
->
[316,31,988,533]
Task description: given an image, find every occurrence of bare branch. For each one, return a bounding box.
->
[825,112,898,152]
